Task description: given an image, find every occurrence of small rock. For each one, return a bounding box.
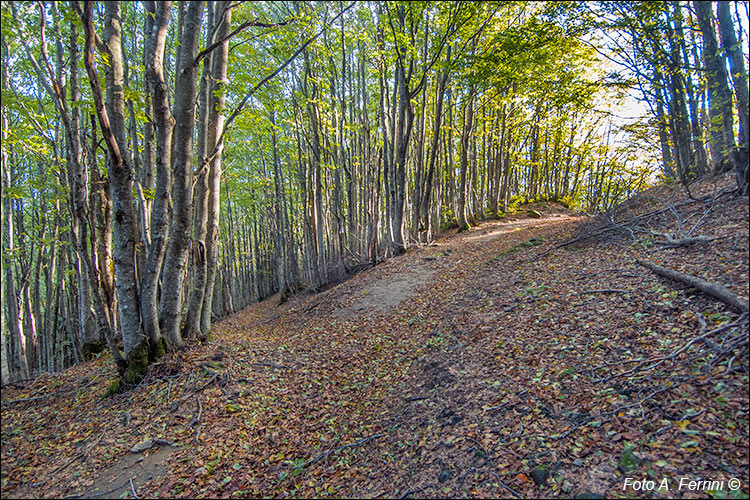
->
[572,458,583,467]
[449,415,462,425]
[527,209,542,219]
[438,470,452,483]
[529,465,549,486]
[562,480,573,493]
[618,449,642,473]
[130,439,154,454]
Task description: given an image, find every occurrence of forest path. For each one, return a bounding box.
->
[2,180,748,499]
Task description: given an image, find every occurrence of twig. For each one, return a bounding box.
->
[189,397,203,427]
[170,373,218,412]
[129,478,139,499]
[489,471,524,499]
[486,390,528,412]
[66,478,130,498]
[594,314,747,383]
[296,434,386,469]
[252,362,291,370]
[531,189,733,261]
[2,393,56,406]
[399,486,426,499]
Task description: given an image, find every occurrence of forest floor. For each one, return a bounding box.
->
[2,173,748,499]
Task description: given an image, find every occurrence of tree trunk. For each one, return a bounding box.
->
[82,1,148,383]
[140,0,173,357]
[717,1,748,150]
[202,1,231,334]
[159,1,205,350]
[694,1,736,170]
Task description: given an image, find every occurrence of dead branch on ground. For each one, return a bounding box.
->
[593,313,748,383]
[637,259,749,312]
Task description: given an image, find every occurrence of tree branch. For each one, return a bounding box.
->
[637,259,749,312]
[191,18,293,69]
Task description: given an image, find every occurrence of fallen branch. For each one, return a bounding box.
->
[636,259,749,312]
[189,397,203,428]
[398,486,426,499]
[532,189,732,261]
[296,434,386,470]
[170,373,218,412]
[489,470,524,499]
[594,313,748,383]
[2,393,57,406]
[653,234,724,248]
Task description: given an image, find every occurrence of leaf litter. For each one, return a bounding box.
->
[1,173,748,499]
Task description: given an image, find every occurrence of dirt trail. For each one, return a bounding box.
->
[3,189,748,500]
[334,263,435,318]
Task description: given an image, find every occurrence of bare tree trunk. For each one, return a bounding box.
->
[82,0,147,383]
[419,46,450,240]
[694,1,736,170]
[717,1,748,150]
[185,2,216,340]
[457,90,475,232]
[202,1,231,335]
[140,0,173,357]
[159,1,205,350]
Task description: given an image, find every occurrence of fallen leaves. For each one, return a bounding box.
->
[2,178,748,499]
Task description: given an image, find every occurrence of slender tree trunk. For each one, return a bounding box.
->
[694,1,736,169]
[82,1,147,383]
[717,1,748,150]
[202,1,231,334]
[159,1,205,350]
[140,0,172,357]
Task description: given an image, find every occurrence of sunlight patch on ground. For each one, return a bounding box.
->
[463,215,575,242]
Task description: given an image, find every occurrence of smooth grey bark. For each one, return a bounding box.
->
[694,1,736,169]
[457,90,475,232]
[141,0,173,355]
[202,1,231,333]
[2,68,29,381]
[159,0,205,350]
[270,109,288,303]
[418,56,449,240]
[184,2,216,341]
[717,0,748,149]
[82,0,146,382]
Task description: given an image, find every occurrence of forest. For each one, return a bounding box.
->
[0,1,748,498]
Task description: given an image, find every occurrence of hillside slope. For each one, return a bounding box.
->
[2,174,748,499]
